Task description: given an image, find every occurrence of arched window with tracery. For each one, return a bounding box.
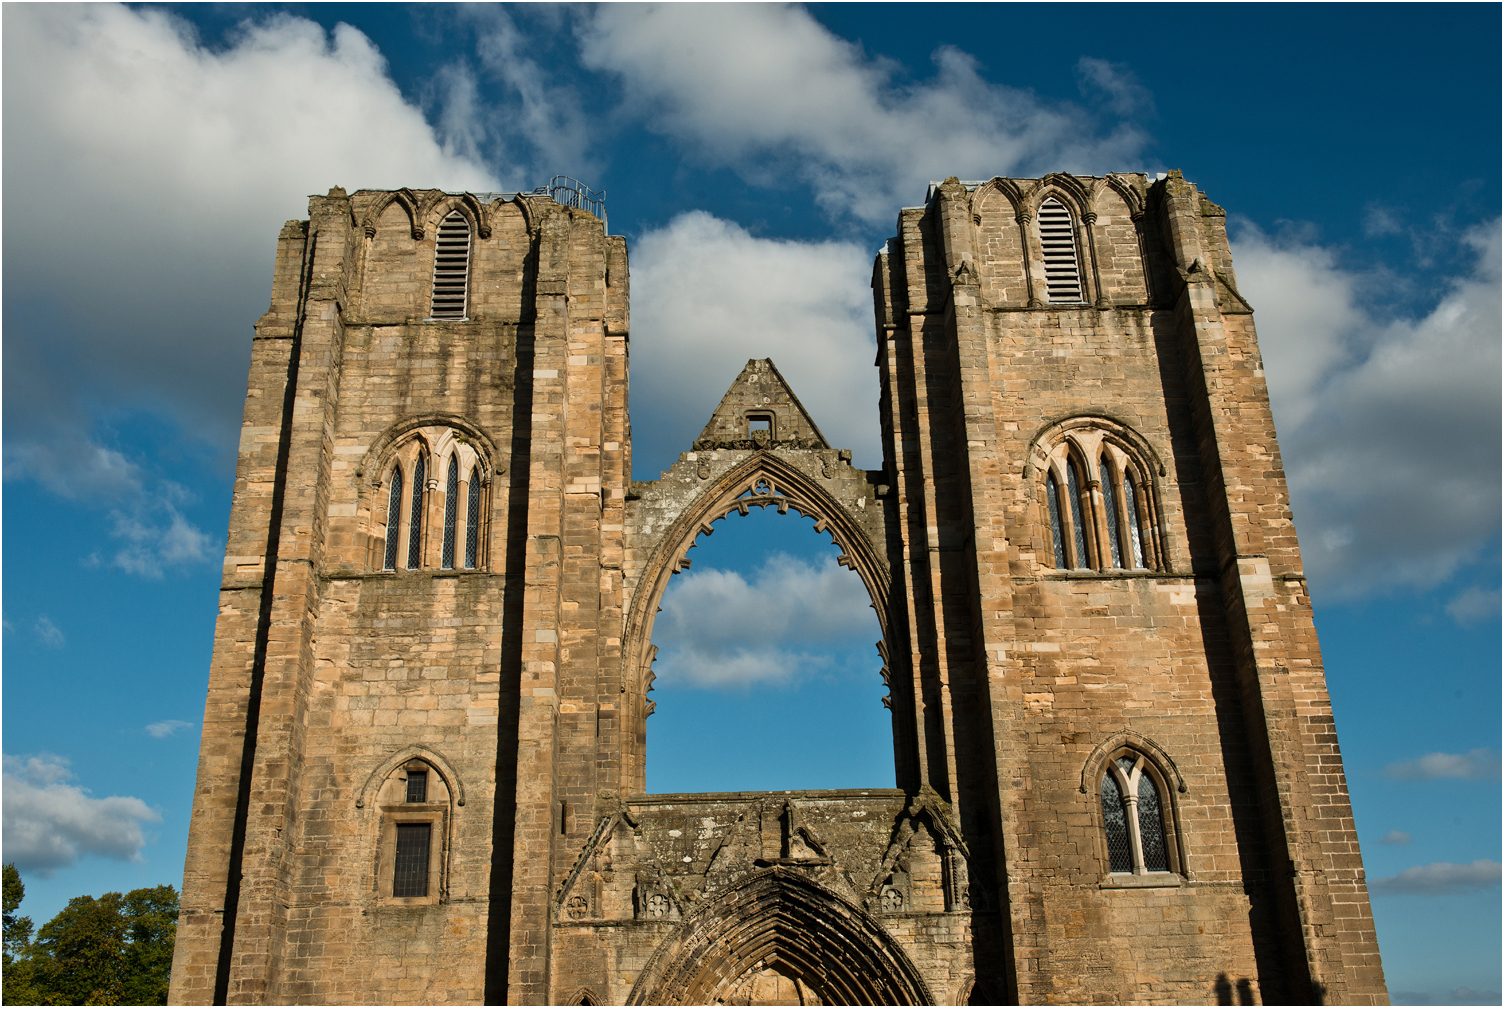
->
[1036,419,1164,574]
[372,428,490,571]
[1098,750,1175,876]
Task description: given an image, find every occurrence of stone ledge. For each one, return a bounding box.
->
[1098,872,1183,890]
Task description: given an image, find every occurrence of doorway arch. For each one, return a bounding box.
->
[626,866,933,1005]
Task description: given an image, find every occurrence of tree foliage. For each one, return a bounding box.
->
[1,865,177,1006]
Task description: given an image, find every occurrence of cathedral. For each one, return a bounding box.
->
[168,172,1389,1005]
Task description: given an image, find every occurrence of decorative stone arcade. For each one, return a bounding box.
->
[170,175,1387,1006]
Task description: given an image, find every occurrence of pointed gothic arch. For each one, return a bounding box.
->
[620,449,895,792]
[626,867,933,1006]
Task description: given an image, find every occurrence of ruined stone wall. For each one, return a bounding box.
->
[872,172,1387,1004]
[170,188,628,1006]
[174,174,1385,1007]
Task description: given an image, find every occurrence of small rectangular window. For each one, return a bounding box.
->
[393,823,431,897]
[405,770,428,803]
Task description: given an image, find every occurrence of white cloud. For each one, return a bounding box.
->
[630,211,878,469]
[578,4,1149,224]
[1381,749,1500,781]
[1076,58,1153,117]
[3,4,497,477]
[1370,859,1501,896]
[1446,586,1501,625]
[1379,829,1413,845]
[1234,221,1502,599]
[108,501,212,579]
[32,617,64,649]
[653,552,879,688]
[1,755,161,876]
[145,720,193,739]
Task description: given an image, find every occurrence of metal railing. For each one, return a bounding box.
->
[452,176,607,230]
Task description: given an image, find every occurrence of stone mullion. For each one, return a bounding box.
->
[1163,173,1372,1002]
[507,205,572,1005]
[224,198,349,1004]
[170,219,309,1005]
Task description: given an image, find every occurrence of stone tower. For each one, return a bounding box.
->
[170,174,1388,1005]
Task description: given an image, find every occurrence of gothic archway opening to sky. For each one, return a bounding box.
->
[645,505,894,794]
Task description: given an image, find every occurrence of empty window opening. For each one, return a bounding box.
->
[646,506,892,793]
[429,211,472,320]
[1038,196,1084,303]
[393,822,431,897]
[747,413,774,440]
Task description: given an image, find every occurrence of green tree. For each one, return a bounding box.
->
[0,869,177,1006]
[3,864,44,1005]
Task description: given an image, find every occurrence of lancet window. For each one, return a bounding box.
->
[1037,196,1084,303]
[1040,424,1163,573]
[374,430,489,571]
[1098,750,1175,876]
[428,211,472,320]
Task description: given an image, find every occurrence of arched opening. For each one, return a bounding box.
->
[627,868,932,1006]
[645,504,893,794]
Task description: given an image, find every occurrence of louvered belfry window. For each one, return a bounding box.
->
[1038,197,1084,302]
[429,211,472,320]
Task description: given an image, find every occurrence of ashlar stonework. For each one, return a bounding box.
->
[170,173,1388,1005]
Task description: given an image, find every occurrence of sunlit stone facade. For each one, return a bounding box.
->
[170,174,1387,1005]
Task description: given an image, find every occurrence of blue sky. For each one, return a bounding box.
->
[2,4,1499,1002]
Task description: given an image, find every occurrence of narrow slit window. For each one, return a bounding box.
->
[1124,476,1146,569]
[1038,197,1083,303]
[1047,472,1067,569]
[384,466,403,571]
[1100,459,1124,568]
[393,823,431,897]
[1067,460,1090,569]
[407,453,426,570]
[405,769,428,804]
[465,467,481,569]
[442,455,459,569]
[429,211,472,320]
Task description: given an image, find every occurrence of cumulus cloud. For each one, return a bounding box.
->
[32,617,65,648]
[630,212,878,470]
[1370,859,1501,896]
[145,720,193,739]
[1381,749,1500,781]
[1378,829,1413,846]
[653,552,879,688]
[578,4,1149,224]
[3,4,498,482]
[2,755,161,875]
[1234,221,1502,599]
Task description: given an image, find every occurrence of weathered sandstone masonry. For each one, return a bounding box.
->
[171,174,1387,1005]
